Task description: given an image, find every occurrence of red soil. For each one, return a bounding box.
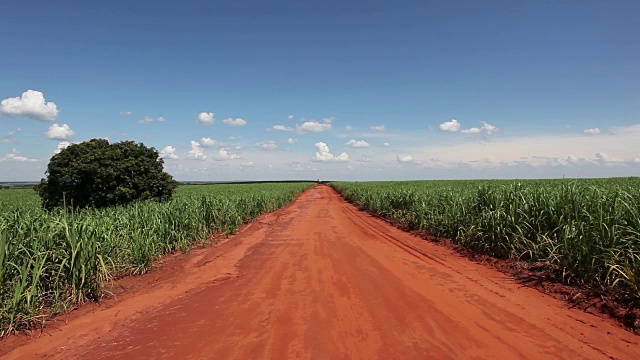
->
[1,185,639,359]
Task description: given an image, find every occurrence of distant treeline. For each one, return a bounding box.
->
[180,180,323,185]
[0,180,325,190]
[0,182,38,189]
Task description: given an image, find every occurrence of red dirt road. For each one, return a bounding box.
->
[2,185,640,359]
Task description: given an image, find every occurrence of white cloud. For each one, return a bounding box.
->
[313,142,348,162]
[257,140,278,150]
[480,121,498,135]
[322,116,336,123]
[383,142,390,147]
[200,137,224,147]
[346,139,370,148]
[345,125,352,131]
[584,128,601,135]
[196,112,215,125]
[289,161,319,172]
[439,119,460,132]
[370,125,386,131]
[46,123,74,140]
[222,118,247,126]
[273,124,293,132]
[497,152,628,169]
[0,148,37,162]
[139,116,166,124]
[0,90,59,121]
[160,146,178,159]
[54,141,71,155]
[457,121,498,135]
[187,141,207,160]
[595,152,612,165]
[287,115,295,120]
[287,138,297,144]
[120,111,132,115]
[296,121,332,134]
[0,128,21,144]
[405,123,640,170]
[214,148,240,161]
[397,154,413,163]
[460,127,481,134]
[240,161,254,168]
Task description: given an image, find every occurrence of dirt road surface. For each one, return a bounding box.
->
[2,185,639,359]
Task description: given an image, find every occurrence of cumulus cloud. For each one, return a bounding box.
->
[460,127,481,134]
[383,142,390,147]
[240,161,254,168]
[0,148,37,162]
[0,90,59,121]
[313,142,348,162]
[345,125,352,131]
[370,125,386,131]
[296,120,332,134]
[139,116,166,124]
[53,141,71,155]
[322,116,336,123]
[200,137,224,147]
[287,115,295,120]
[214,148,240,161]
[397,154,414,163]
[584,128,601,135]
[222,118,247,126]
[346,139,370,148]
[287,138,297,144]
[439,119,460,132]
[480,121,498,135]
[257,140,278,150]
[160,146,178,159]
[196,112,215,125]
[457,121,498,135]
[187,141,207,160]
[46,123,74,140]
[273,124,293,132]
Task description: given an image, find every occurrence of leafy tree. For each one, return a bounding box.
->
[37,139,178,209]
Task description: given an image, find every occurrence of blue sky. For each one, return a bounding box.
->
[1,0,638,181]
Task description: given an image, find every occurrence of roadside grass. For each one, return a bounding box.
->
[0,182,314,336]
[331,178,640,304]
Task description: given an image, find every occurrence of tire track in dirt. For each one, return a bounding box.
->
[1,185,639,359]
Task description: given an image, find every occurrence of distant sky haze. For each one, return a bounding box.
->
[1,0,638,181]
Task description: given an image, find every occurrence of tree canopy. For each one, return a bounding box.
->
[37,139,177,209]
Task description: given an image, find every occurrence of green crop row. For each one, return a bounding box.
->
[331,178,640,299]
[0,183,313,336]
